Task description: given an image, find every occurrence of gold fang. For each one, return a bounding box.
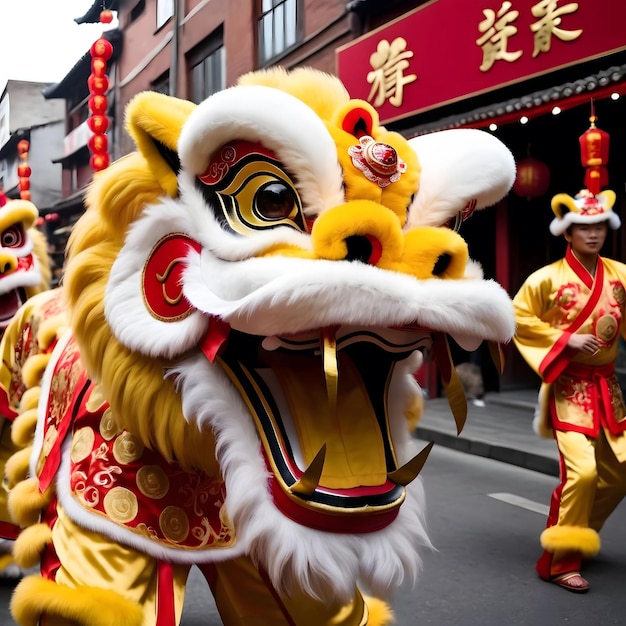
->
[290,444,327,496]
[321,327,338,412]
[156,256,187,305]
[387,441,434,486]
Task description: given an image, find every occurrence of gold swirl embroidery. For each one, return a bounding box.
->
[70,427,95,463]
[103,487,138,523]
[160,506,190,543]
[136,465,170,499]
[99,407,120,441]
[112,432,145,464]
[613,284,626,306]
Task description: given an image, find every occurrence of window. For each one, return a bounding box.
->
[187,30,225,104]
[258,0,299,64]
[151,72,170,96]
[156,0,174,29]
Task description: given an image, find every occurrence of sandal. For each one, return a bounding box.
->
[550,572,590,593]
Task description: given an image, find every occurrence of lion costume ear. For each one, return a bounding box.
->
[125,92,197,197]
[551,193,577,219]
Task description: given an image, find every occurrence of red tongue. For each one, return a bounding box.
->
[0,290,21,324]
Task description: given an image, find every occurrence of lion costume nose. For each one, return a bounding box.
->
[0,253,17,276]
[311,201,469,280]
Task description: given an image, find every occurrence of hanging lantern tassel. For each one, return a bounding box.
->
[17,139,31,201]
[88,26,113,172]
[579,103,609,196]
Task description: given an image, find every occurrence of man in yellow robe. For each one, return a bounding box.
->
[513,188,626,593]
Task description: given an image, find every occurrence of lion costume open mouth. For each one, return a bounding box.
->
[217,325,433,532]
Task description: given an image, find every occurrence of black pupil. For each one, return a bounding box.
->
[256,183,294,219]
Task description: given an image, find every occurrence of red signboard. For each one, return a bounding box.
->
[336,0,626,123]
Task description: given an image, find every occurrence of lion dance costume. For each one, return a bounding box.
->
[0,192,54,577]
[514,189,626,588]
[3,68,516,625]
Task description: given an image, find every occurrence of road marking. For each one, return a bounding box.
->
[488,492,549,516]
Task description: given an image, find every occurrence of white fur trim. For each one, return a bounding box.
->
[549,211,621,236]
[406,129,515,228]
[177,85,345,219]
[183,250,516,343]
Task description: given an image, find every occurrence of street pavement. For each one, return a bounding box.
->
[416,387,561,477]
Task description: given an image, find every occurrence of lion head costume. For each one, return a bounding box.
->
[6,68,515,626]
[0,193,52,577]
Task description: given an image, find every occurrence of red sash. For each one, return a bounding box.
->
[539,246,605,384]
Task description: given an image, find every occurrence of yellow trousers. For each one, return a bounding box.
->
[536,428,626,579]
[14,505,371,626]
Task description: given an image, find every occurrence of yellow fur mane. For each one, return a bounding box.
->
[63,154,218,474]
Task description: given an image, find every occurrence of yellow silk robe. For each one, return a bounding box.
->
[513,248,626,440]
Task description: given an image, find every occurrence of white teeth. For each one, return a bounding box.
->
[387,441,434,486]
[289,444,327,496]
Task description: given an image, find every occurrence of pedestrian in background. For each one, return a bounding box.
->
[513,188,626,593]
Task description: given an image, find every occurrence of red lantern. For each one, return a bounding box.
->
[88,114,109,134]
[19,178,30,191]
[90,153,110,171]
[88,94,108,115]
[88,134,109,153]
[88,75,109,95]
[90,38,113,61]
[17,164,31,178]
[579,108,609,195]
[100,9,114,23]
[17,139,29,155]
[513,156,551,200]
[20,191,31,201]
[91,57,107,78]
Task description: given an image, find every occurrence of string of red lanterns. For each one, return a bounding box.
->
[87,9,114,172]
[17,139,31,200]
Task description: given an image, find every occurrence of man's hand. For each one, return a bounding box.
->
[568,333,601,355]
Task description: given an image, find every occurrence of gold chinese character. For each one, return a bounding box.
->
[366,37,417,108]
[477,1,523,72]
[531,0,582,57]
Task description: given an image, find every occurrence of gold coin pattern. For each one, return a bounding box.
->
[137,465,170,499]
[86,385,106,412]
[103,487,139,523]
[596,314,618,342]
[99,407,119,441]
[160,506,190,543]
[70,427,95,463]
[112,432,145,464]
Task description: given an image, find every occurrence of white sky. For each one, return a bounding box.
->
[0,0,116,88]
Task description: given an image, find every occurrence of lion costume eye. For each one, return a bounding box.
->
[1,224,25,248]
[255,182,297,220]
[196,140,306,235]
